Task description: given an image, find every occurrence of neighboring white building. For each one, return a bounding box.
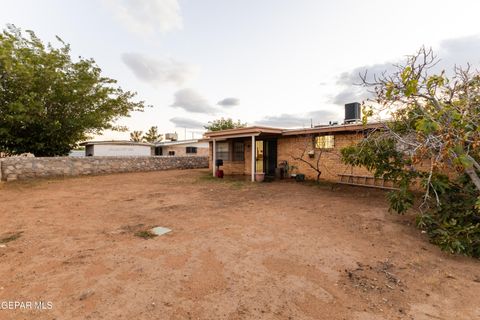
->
[79,141,154,157]
[154,139,209,156]
[78,139,208,157]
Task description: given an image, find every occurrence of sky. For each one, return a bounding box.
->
[1,0,480,140]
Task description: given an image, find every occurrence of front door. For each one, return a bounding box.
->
[255,139,277,176]
[264,139,277,177]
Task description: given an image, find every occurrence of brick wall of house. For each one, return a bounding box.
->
[162,145,209,157]
[209,139,252,175]
[209,133,373,182]
[277,133,372,181]
[207,131,455,185]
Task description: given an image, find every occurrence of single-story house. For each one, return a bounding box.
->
[202,103,388,186]
[154,139,209,157]
[80,141,154,157]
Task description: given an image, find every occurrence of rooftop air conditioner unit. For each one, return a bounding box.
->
[165,133,178,141]
[344,102,361,124]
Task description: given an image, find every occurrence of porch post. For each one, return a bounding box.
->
[212,139,216,177]
[251,135,255,182]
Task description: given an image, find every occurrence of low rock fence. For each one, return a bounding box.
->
[0,156,208,181]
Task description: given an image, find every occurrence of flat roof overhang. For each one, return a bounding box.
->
[201,122,384,141]
[203,126,283,141]
[281,122,383,136]
[79,141,154,147]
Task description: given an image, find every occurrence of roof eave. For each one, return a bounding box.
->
[79,141,154,147]
[281,122,383,135]
[203,126,283,138]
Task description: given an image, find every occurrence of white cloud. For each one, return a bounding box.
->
[437,34,480,70]
[170,117,205,129]
[331,34,480,105]
[105,0,182,35]
[122,53,197,86]
[171,88,218,114]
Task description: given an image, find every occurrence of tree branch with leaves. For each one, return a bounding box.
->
[0,25,147,156]
[204,118,247,131]
[143,126,163,143]
[342,47,480,256]
[130,131,144,142]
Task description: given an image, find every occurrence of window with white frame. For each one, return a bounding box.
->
[315,135,335,149]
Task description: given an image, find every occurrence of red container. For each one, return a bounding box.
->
[216,169,224,178]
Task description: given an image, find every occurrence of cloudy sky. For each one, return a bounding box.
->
[2,0,480,140]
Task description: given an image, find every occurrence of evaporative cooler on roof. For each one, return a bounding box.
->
[344,102,361,124]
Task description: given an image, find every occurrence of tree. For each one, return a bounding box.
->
[142,126,163,143]
[341,48,480,256]
[204,118,247,131]
[0,25,145,156]
[130,131,143,142]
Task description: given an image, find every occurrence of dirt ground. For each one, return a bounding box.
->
[0,169,479,320]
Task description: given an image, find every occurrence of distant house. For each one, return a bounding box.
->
[68,149,85,157]
[154,139,209,157]
[79,141,154,157]
[202,103,387,186]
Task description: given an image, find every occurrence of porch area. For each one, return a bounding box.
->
[203,127,283,182]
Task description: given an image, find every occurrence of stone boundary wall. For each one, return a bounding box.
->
[0,156,208,181]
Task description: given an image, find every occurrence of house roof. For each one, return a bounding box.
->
[79,140,154,147]
[203,126,284,139]
[281,122,383,135]
[202,122,383,140]
[155,139,207,147]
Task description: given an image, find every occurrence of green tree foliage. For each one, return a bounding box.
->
[142,126,163,143]
[204,117,247,131]
[129,130,143,142]
[0,25,145,156]
[341,48,480,257]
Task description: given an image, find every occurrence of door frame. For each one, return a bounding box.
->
[256,138,277,177]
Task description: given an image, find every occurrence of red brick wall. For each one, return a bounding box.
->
[277,133,372,181]
[163,145,209,157]
[207,132,457,185]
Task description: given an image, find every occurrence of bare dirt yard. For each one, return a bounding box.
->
[0,169,479,320]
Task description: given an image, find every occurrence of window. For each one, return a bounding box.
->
[216,142,230,160]
[186,146,197,154]
[233,142,244,161]
[168,151,175,156]
[315,135,335,149]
